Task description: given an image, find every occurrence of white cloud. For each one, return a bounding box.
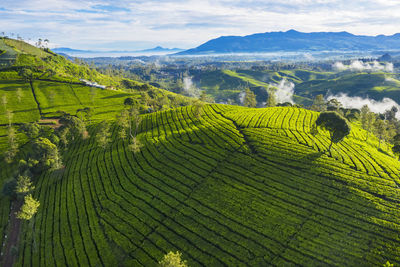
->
[327,93,400,119]
[332,60,394,72]
[270,79,295,104]
[1,0,400,49]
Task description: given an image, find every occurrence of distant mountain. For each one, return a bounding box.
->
[176,30,400,55]
[53,46,183,56]
[53,47,95,54]
[137,46,184,53]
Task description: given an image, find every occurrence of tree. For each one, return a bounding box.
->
[133,110,142,138]
[243,88,257,108]
[327,98,342,112]
[96,121,111,149]
[58,127,70,149]
[1,94,7,110]
[124,97,134,107]
[116,109,130,140]
[266,89,277,107]
[192,100,204,119]
[129,136,142,153]
[315,111,351,152]
[19,122,41,140]
[4,126,18,163]
[18,68,34,82]
[16,88,23,103]
[159,251,188,267]
[16,194,40,220]
[373,119,386,148]
[199,91,207,102]
[15,175,35,195]
[360,105,375,141]
[124,97,135,138]
[59,115,87,140]
[5,109,13,127]
[393,133,400,144]
[32,137,62,170]
[384,106,398,122]
[311,94,326,112]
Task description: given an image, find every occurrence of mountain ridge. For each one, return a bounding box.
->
[53,46,184,55]
[176,29,400,55]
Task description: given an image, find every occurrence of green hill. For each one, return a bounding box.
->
[295,72,400,101]
[0,39,195,266]
[2,104,399,266]
[0,38,192,150]
[1,38,400,266]
[191,68,400,106]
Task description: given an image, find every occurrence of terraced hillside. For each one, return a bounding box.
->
[10,105,400,266]
[0,79,140,151]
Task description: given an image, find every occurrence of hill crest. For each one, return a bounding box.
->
[177,30,400,55]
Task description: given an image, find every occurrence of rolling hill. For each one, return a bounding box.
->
[1,37,400,267]
[0,38,192,149]
[190,68,400,106]
[1,103,400,266]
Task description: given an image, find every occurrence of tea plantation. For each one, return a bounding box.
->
[4,104,399,266]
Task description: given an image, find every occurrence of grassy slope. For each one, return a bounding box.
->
[11,105,400,266]
[195,68,400,105]
[195,69,328,105]
[295,72,400,100]
[0,39,195,261]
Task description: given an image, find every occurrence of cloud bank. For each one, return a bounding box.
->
[327,93,400,119]
[1,0,400,50]
[333,60,394,72]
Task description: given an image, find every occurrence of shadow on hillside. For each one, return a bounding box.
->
[301,151,324,163]
[101,93,132,99]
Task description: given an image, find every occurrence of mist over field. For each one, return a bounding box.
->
[327,93,400,119]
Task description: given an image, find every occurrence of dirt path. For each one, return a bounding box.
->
[1,200,22,267]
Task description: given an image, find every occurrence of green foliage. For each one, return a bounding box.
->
[16,194,40,220]
[266,88,277,107]
[15,175,35,195]
[3,105,400,267]
[192,100,204,118]
[327,98,342,111]
[360,105,376,140]
[4,126,18,163]
[32,137,62,170]
[311,94,326,112]
[243,87,257,108]
[19,122,41,140]
[1,178,17,197]
[116,109,130,140]
[159,251,188,267]
[124,97,135,107]
[59,114,87,140]
[96,121,111,148]
[315,111,351,151]
[393,144,400,160]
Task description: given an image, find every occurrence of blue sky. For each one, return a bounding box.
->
[1,0,400,50]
